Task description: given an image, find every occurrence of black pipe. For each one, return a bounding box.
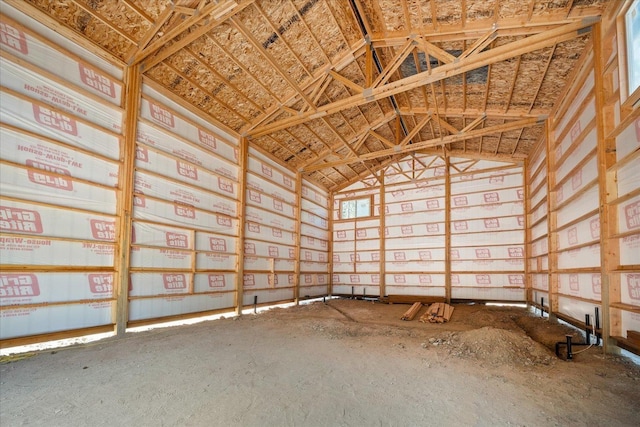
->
[566,335,573,360]
[351,286,354,299]
[541,297,544,317]
[585,314,591,345]
[595,307,601,345]
[253,295,258,314]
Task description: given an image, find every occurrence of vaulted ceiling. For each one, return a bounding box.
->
[9,0,610,190]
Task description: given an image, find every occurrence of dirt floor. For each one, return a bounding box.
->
[1,299,639,426]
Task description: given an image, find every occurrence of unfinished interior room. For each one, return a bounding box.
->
[1,0,639,425]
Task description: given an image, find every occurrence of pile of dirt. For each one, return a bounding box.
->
[445,326,556,367]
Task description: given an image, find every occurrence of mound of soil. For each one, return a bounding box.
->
[446,326,556,366]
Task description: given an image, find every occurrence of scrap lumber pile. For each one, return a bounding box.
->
[400,302,422,321]
[420,303,454,323]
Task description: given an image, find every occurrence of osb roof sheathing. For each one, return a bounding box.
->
[13,0,611,190]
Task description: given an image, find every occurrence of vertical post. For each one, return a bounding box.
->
[294,172,303,304]
[328,192,335,296]
[545,120,558,320]
[523,161,531,307]
[379,169,386,298]
[593,22,618,353]
[235,137,249,315]
[444,155,452,303]
[114,65,141,336]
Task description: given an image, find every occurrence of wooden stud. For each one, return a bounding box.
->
[545,119,559,317]
[593,22,618,352]
[294,172,303,304]
[523,159,532,305]
[379,169,386,298]
[328,192,335,296]
[235,137,249,315]
[114,64,141,335]
[444,155,452,303]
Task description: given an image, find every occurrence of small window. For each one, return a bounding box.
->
[340,196,372,219]
[626,0,640,97]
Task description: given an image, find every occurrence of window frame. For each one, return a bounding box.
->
[339,195,373,220]
[619,0,640,110]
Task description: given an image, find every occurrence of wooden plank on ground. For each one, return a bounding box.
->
[419,303,455,323]
[401,302,422,321]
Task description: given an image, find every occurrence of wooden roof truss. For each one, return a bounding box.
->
[7,0,609,190]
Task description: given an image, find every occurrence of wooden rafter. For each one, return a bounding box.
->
[369,11,603,44]
[372,39,415,88]
[461,115,487,132]
[329,154,403,192]
[160,61,252,124]
[133,0,240,65]
[304,117,543,172]
[69,0,137,44]
[230,16,314,108]
[435,117,459,136]
[458,29,497,60]
[121,0,154,22]
[239,40,367,134]
[330,70,364,94]
[125,6,173,63]
[369,130,396,148]
[399,115,432,146]
[141,0,256,70]
[250,18,596,137]
[418,149,525,164]
[396,107,538,119]
[528,45,557,113]
[254,3,313,77]
[416,38,456,64]
[504,56,522,112]
[299,112,397,168]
